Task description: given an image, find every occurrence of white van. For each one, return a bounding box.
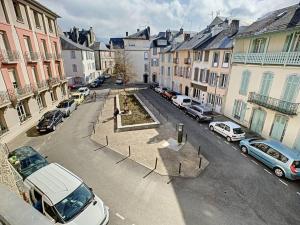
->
[172,95,192,109]
[24,163,109,225]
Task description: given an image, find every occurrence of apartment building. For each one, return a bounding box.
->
[60,35,96,86]
[91,41,115,75]
[224,4,300,150]
[0,0,67,142]
[123,27,151,83]
[191,20,239,113]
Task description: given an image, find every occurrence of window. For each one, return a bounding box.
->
[222,52,231,67]
[144,52,148,60]
[259,72,273,96]
[167,67,171,76]
[16,101,30,122]
[72,64,77,72]
[168,54,171,63]
[0,31,10,52]
[194,68,199,81]
[71,50,75,59]
[48,18,53,33]
[232,100,247,121]
[224,125,230,132]
[251,38,267,53]
[239,70,251,95]
[44,202,58,221]
[161,54,165,63]
[33,11,40,28]
[1,0,9,23]
[42,39,48,54]
[212,52,219,67]
[283,33,293,52]
[219,74,228,88]
[204,51,209,62]
[208,72,217,86]
[186,67,191,78]
[294,34,300,52]
[195,51,203,61]
[160,66,164,75]
[8,69,19,89]
[153,47,157,55]
[281,75,300,102]
[13,1,23,22]
[144,64,148,72]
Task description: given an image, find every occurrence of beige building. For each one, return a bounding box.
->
[224,4,300,150]
[0,0,67,143]
[91,42,115,75]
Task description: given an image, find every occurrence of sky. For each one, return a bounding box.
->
[39,0,299,41]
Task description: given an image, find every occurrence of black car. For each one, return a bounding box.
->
[8,146,49,179]
[36,110,64,132]
[90,79,102,88]
[150,82,159,89]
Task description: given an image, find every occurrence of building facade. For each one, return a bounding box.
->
[91,42,115,75]
[0,0,67,142]
[224,4,300,150]
[60,35,96,86]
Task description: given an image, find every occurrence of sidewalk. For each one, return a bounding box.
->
[91,90,209,177]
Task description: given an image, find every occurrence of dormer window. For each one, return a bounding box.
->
[251,38,266,53]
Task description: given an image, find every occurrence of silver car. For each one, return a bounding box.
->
[57,99,77,117]
[185,105,213,122]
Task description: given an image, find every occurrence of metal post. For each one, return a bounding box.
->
[154,157,158,169]
[128,145,131,157]
[179,162,182,175]
[199,157,202,169]
[198,146,201,156]
[106,136,108,145]
[93,123,95,134]
[185,133,187,142]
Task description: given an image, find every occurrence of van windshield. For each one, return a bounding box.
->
[233,128,244,134]
[183,99,191,103]
[55,184,93,222]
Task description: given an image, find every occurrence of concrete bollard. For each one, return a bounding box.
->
[154,157,158,169]
[128,145,131,157]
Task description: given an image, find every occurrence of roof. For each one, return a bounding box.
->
[237,4,300,38]
[124,27,150,40]
[109,38,124,49]
[201,30,234,50]
[220,121,242,129]
[263,140,300,159]
[90,41,111,51]
[28,0,60,18]
[60,35,94,51]
[25,163,82,205]
[0,184,54,225]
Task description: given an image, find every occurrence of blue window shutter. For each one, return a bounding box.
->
[282,75,300,102]
[232,100,238,116]
[240,102,247,121]
[239,70,251,95]
[259,72,273,96]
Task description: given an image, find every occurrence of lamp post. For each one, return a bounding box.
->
[213,74,220,113]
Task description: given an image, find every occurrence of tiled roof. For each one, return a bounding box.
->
[109,38,124,49]
[124,27,150,40]
[237,4,300,38]
[60,35,93,51]
[201,30,234,50]
[90,42,110,51]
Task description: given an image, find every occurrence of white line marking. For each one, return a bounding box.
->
[264,169,272,175]
[115,213,125,220]
[232,146,238,151]
[204,127,208,130]
[297,192,300,196]
[279,179,288,186]
[241,153,247,158]
[251,159,258,165]
[216,136,222,140]
[217,140,222,145]
[225,141,230,145]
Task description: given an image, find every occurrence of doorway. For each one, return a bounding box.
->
[250,109,266,134]
[152,74,156,83]
[185,86,189,96]
[143,74,148,83]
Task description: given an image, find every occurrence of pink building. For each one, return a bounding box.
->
[0,0,67,142]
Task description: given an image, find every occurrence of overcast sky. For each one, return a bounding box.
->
[39,0,299,41]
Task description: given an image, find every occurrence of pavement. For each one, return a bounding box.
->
[91,89,209,177]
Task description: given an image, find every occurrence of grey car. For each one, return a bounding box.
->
[185,105,213,122]
[57,99,77,117]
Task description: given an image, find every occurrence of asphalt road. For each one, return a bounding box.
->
[8,84,300,225]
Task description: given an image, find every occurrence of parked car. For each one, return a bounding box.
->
[90,79,102,88]
[209,121,245,142]
[77,87,90,97]
[71,92,84,105]
[98,75,105,83]
[57,99,77,117]
[185,105,213,122]
[68,83,83,90]
[239,139,300,180]
[36,110,64,132]
[115,78,123,85]
[150,82,159,89]
[0,184,55,225]
[154,86,167,94]
[24,163,110,225]
[162,90,180,101]
[8,146,48,179]
[172,95,192,109]
[104,74,111,79]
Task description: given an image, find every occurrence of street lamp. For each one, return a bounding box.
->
[213,74,220,113]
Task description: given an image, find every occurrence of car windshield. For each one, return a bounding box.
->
[183,99,191,103]
[55,184,93,222]
[57,102,69,108]
[203,111,212,116]
[78,89,84,92]
[249,138,264,143]
[42,113,54,121]
[233,128,244,134]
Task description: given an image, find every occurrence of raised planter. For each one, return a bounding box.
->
[116,94,160,132]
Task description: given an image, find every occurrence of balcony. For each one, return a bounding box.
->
[55,53,62,61]
[0,91,11,107]
[24,51,39,63]
[37,80,49,92]
[42,52,53,61]
[184,58,191,64]
[8,85,33,105]
[248,92,300,115]
[48,77,60,88]
[232,51,300,66]
[0,49,20,64]
[173,58,179,64]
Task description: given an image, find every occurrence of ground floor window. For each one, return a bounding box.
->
[36,94,47,110]
[16,101,31,122]
[193,88,201,98]
[232,100,247,121]
[50,88,58,102]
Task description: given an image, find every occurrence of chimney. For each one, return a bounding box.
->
[184,33,190,41]
[126,31,128,37]
[137,28,140,32]
[166,29,171,40]
[180,27,183,34]
[230,19,239,35]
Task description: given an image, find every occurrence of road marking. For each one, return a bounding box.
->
[264,169,272,175]
[216,136,222,140]
[279,179,288,186]
[251,159,258,165]
[204,127,208,130]
[115,213,125,220]
[297,192,300,196]
[225,141,230,145]
[217,140,222,145]
[232,146,238,151]
[241,153,247,158]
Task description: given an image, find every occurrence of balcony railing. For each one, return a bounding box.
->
[42,52,53,61]
[248,92,300,115]
[8,85,33,104]
[173,58,179,64]
[233,51,300,66]
[55,53,62,61]
[48,77,60,88]
[184,58,191,64]
[37,80,49,91]
[0,49,20,64]
[0,91,11,107]
[24,51,39,62]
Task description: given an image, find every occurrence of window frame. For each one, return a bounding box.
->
[13,1,23,22]
[222,52,231,67]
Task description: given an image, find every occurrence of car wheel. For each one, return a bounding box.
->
[241,146,248,154]
[226,136,231,142]
[274,167,285,178]
[209,126,214,131]
[196,116,200,122]
[52,125,56,131]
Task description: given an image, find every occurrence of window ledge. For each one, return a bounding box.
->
[16,18,24,24]
[19,115,32,125]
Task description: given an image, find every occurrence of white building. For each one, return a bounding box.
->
[123,27,151,83]
[60,35,96,86]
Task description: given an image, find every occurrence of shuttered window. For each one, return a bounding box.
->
[239,70,251,95]
[259,72,273,96]
[283,34,293,52]
[270,115,288,141]
[281,75,300,102]
[232,100,247,121]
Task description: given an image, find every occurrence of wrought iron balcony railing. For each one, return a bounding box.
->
[55,53,62,61]
[233,51,300,66]
[0,91,11,107]
[173,58,179,64]
[0,49,20,64]
[24,51,39,62]
[47,77,60,88]
[184,58,191,64]
[37,80,49,91]
[42,52,53,61]
[248,92,300,115]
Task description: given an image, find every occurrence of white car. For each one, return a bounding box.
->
[24,163,109,225]
[115,78,123,85]
[172,95,192,109]
[209,121,245,142]
[77,87,90,97]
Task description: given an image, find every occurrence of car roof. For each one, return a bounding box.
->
[259,140,300,159]
[9,146,37,159]
[71,92,82,96]
[176,95,191,99]
[217,121,241,128]
[25,163,82,205]
[44,110,58,117]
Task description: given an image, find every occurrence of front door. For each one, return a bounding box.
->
[152,74,156,83]
[143,74,148,83]
[185,86,189,96]
[270,115,288,141]
[250,109,266,134]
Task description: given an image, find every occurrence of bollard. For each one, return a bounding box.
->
[106,136,108,146]
[198,146,201,156]
[128,145,131,157]
[185,133,187,142]
[179,162,182,175]
[199,157,202,169]
[154,157,158,169]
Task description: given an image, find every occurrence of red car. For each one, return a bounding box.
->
[162,90,180,100]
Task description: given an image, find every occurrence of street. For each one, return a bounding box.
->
[8,85,300,225]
